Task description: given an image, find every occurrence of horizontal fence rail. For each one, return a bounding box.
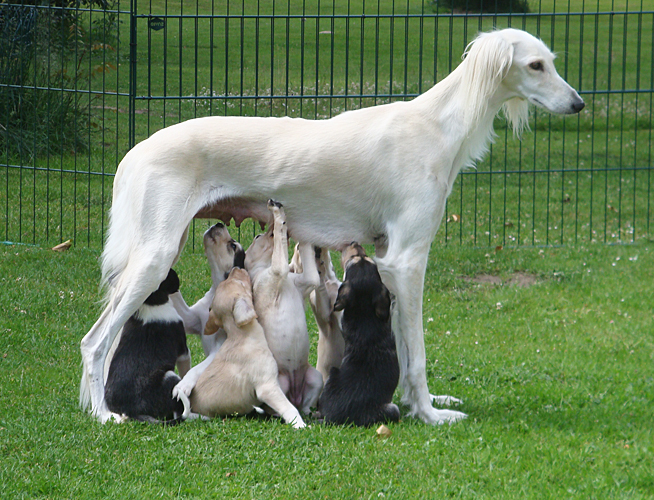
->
[1,0,652,252]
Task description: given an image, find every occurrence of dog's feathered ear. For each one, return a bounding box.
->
[460,31,514,128]
[333,282,353,312]
[373,286,392,322]
[203,309,222,335]
[233,296,257,327]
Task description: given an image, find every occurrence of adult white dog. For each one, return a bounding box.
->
[80,28,584,424]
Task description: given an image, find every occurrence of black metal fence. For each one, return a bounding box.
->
[2,0,652,250]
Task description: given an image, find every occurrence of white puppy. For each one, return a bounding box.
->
[245,200,323,414]
[175,268,305,428]
[290,246,344,382]
[170,222,245,356]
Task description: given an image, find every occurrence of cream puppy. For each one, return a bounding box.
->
[175,268,304,428]
[245,200,323,414]
[290,246,345,382]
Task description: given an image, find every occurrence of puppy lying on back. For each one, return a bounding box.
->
[290,245,345,382]
[175,268,305,428]
[104,269,191,423]
[245,200,323,414]
[170,222,245,356]
[318,243,400,426]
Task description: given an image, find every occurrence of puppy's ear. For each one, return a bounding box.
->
[373,286,391,322]
[233,296,257,327]
[203,310,222,335]
[333,282,353,312]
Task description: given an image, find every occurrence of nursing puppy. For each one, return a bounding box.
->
[170,222,245,356]
[104,269,191,423]
[176,267,305,428]
[318,243,400,426]
[245,200,323,414]
[290,245,345,382]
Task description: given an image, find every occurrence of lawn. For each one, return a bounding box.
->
[1,239,652,499]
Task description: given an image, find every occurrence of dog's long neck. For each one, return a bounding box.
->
[414,60,514,188]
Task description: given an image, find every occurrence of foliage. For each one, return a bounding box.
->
[435,0,530,13]
[0,0,118,158]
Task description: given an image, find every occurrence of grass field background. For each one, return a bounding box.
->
[1,240,652,498]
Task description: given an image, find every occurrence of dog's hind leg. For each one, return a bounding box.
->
[256,383,306,429]
[376,240,467,426]
[81,248,182,423]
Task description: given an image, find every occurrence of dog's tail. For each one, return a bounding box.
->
[177,389,192,420]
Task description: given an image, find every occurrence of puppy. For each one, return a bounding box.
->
[245,200,323,414]
[170,222,245,356]
[290,245,345,382]
[104,269,191,423]
[318,243,400,426]
[175,268,305,428]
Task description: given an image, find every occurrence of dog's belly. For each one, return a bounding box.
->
[196,196,380,250]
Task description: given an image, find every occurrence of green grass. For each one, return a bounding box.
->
[1,240,653,499]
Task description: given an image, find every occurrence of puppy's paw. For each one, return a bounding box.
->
[267,199,283,209]
[110,412,128,424]
[430,394,463,407]
[409,407,467,425]
[172,380,193,400]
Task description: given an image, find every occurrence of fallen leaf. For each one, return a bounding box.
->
[52,240,72,252]
[376,424,392,438]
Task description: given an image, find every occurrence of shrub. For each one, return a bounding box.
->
[0,1,117,159]
[436,0,530,14]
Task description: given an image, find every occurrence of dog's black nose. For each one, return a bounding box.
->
[572,100,585,113]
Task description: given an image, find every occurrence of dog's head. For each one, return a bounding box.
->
[204,223,246,280]
[334,243,391,323]
[204,267,258,335]
[244,224,275,272]
[143,269,180,306]
[461,28,584,135]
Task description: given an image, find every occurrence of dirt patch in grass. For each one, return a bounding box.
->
[461,272,540,287]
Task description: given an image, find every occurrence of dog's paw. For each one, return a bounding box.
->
[109,412,128,424]
[430,394,463,407]
[409,407,467,426]
[267,199,283,209]
[172,380,193,400]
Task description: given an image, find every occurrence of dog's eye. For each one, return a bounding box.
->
[529,61,543,71]
[229,241,237,251]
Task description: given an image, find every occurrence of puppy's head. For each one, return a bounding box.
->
[244,224,275,272]
[204,223,246,279]
[204,267,257,335]
[142,268,180,306]
[334,248,391,323]
[340,242,374,277]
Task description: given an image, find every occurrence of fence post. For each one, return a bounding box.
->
[128,0,137,149]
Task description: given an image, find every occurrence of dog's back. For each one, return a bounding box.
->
[105,269,188,423]
[319,248,400,426]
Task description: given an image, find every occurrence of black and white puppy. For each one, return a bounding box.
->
[318,243,400,426]
[104,269,191,423]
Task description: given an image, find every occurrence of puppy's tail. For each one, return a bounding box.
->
[177,390,192,420]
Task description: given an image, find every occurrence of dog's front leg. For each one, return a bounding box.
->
[292,243,320,296]
[268,200,290,285]
[377,244,466,425]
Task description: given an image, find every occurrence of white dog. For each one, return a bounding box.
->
[245,200,323,414]
[169,222,245,356]
[290,245,345,382]
[80,28,584,424]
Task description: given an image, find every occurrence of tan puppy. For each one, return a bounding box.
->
[175,268,304,428]
[245,200,323,414]
[291,246,344,382]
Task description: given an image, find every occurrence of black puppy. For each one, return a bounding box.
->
[105,269,191,423]
[318,243,400,426]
